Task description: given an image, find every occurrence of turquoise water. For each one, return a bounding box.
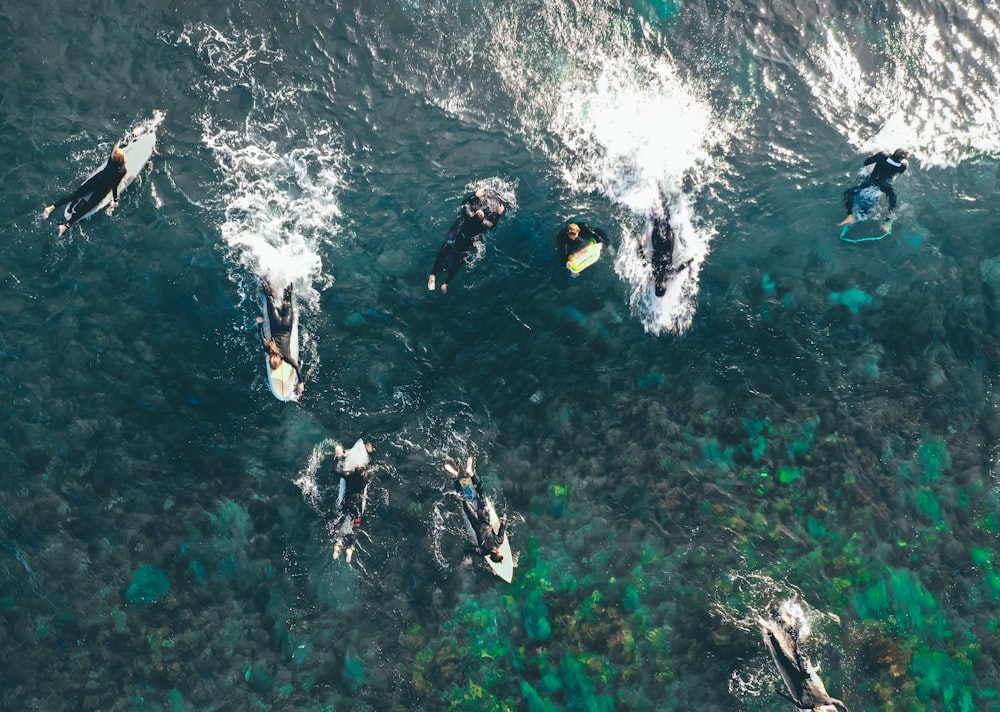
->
[2,0,1000,709]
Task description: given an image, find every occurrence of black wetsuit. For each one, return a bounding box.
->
[454,475,506,556]
[556,222,606,264]
[640,208,692,297]
[331,458,369,550]
[257,283,303,382]
[429,192,503,287]
[843,151,908,215]
[51,153,127,227]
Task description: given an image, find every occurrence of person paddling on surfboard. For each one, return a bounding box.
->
[758,614,848,711]
[43,146,127,236]
[330,440,374,562]
[428,188,506,293]
[640,198,693,297]
[256,280,304,395]
[557,221,606,271]
[446,458,507,563]
[837,148,909,227]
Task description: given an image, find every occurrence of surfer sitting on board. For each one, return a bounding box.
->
[428,188,506,293]
[837,148,909,226]
[256,280,304,394]
[446,458,507,563]
[42,146,127,236]
[330,441,374,560]
[758,615,848,711]
[557,222,606,270]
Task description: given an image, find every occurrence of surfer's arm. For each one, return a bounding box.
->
[496,516,507,544]
[256,321,269,351]
[285,354,304,384]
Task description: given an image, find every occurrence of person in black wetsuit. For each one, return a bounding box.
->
[759,616,849,712]
[427,188,506,293]
[640,199,693,297]
[330,441,374,561]
[256,279,305,395]
[43,146,127,236]
[446,458,506,563]
[556,221,606,270]
[838,148,909,226]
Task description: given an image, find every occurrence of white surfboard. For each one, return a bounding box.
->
[333,439,371,562]
[259,287,300,402]
[71,121,158,223]
[458,475,514,583]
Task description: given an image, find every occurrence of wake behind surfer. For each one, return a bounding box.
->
[759,615,848,712]
[330,440,374,562]
[838,148,909,226]
[446,457,507,563]
[256,279,305,395]
[428,188,506,293]
[42,145,127,236]
[556,221,606,271]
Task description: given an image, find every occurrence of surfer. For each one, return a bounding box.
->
[427,188,506,293]
[640,199,692,297]
[837,148,909,226]
[42,146,128,236]
[446,458,507,563]
[330,440,374,561]
[256,280,305,395]
[759,615,849,712]
[556,222,606,270]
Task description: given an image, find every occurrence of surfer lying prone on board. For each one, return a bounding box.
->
[640,197,693,297]
[330,440,374,562]
[759,615,848,711]
[42,146,127,236]
[557,221,606,272]
[428,188,506,293]
[446,459,507,562]
[837,148,909,227]
[256,280,304,395]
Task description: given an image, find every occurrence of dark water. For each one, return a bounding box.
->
[2,0,1000,709]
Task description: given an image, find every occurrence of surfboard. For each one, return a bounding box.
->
[258,286,300,402]
[839,219,893,243]
[567,240,602,274]
[71,121,158,223]
[458,474,514,582]
[333,439,370,562]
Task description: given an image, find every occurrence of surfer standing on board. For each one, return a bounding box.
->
[446,458,507,563]
[556,221,606,270]
[256,280,304,394]
[838,148,909,226]
[428,188,505,293]
[42,146,127,236]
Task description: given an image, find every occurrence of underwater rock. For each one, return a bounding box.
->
[126,565,170,606]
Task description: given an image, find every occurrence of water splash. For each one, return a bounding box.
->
[802,4,1000,167]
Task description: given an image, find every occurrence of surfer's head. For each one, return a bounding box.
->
[891,148,909,161]
[268,353,283,370]
[488,547,503,563]
[566,223,580,240]
[110,146,126,166]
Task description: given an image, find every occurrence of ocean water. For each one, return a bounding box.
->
[2,0,1000,709]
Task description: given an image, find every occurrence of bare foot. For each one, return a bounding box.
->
[836,215,855,227]
[440,282,448,294]
[427,274,435,291]
[42,205,55,219]
[444,463,459,478]
[57,224,68,237]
